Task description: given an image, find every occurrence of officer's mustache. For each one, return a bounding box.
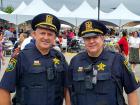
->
[42,39,55,47]
[43,39,51,43]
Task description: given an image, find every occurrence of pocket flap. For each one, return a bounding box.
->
[55,64,64,72]
[29,66,46,73]
[97,73,111,80]
[73,72,85,81]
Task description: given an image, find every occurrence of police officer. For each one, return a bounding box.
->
[0,13,71,105]
[69,19,140,105]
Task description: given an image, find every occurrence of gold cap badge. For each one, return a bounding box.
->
[46,15,53,24]
[85,21,93,31]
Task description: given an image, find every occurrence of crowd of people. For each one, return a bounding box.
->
[0,13,139,105]
[104,29,140,71]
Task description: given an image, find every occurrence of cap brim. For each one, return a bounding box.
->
[82,33,99,38]
[36,24,57,33]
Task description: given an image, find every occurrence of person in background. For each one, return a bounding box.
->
[129,31,140,71]
[11,32,28,58]
[20,30,33,50]
[69,19,140,105]
[116,30,129,58]
[0,31,5,70]
[0,13,71,105]
[4,27,13,40]
[12,32,28,52]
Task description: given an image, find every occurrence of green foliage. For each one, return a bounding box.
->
[3,5,14,13]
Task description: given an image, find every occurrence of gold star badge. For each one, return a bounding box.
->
[97,63,106,71]
[53,58,60,65]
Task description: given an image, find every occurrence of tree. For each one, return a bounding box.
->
[3,5,14,13]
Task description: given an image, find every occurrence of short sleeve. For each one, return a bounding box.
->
[0,55,21,93]
[62,56,69,87]
[117,38,122,45]
[121,56,140,94]
[67,57,75,87]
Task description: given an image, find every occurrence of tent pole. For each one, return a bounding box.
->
[98,0,100,21]
[118,19,121,35]
[15,14,18,39]
[75,17,77,27]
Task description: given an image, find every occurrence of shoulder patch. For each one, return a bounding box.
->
[123,59,132,72]
[134,75,140,84]
[5,58,17,72]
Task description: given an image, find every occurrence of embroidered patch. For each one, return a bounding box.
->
[134,75,140,84]
[33,60,41,66]
[53,58,60,65]
[124,59,132,72]
[5,58,17,72]
[97,63,106,71]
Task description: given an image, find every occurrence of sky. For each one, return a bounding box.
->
[3,0,140,16]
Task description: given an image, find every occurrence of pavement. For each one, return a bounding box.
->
[0,53,140,104]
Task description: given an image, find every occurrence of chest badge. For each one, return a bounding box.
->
[53,58,60,65]
[97,63,106,71]
[33,60,41,66]
[77,67,84,72]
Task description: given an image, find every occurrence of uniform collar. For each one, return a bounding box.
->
[30,45,56,59]
[81,48,109,62]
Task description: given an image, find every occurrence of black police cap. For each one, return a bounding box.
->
[31,13,60,35]
[78,19,108,38]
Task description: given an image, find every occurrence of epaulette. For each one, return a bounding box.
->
[71,51,86,60]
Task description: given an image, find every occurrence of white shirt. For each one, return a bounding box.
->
[129,36,140,48]
[20,36,33,50]
[61,38,67,48]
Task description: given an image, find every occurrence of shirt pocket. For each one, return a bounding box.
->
[94,73,112,94]
[72,71,85,94]
[55,64,65,85]
[25,66,47,85]
[55,64,65,72]
[22,66,48,105]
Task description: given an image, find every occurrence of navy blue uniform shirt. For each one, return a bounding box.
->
[68,49,140,105]
[0,44,68,105]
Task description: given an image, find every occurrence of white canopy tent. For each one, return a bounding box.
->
[1,1,140,28]
[0,11,8,14]
[132,24,140,28]
[100,3,140,26]
[59,1,106,26]
[101,3,140,20]
[55,5,72,18]
[19,0,57,16]
[1,0,58,25]
[71,1,98,19]
[0,0,32,25]
[11,1,27,14]
[61,24,72,28]
[0,10,9,22]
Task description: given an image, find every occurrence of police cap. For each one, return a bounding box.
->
[31,13,60,35]
[78,19,108,38]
